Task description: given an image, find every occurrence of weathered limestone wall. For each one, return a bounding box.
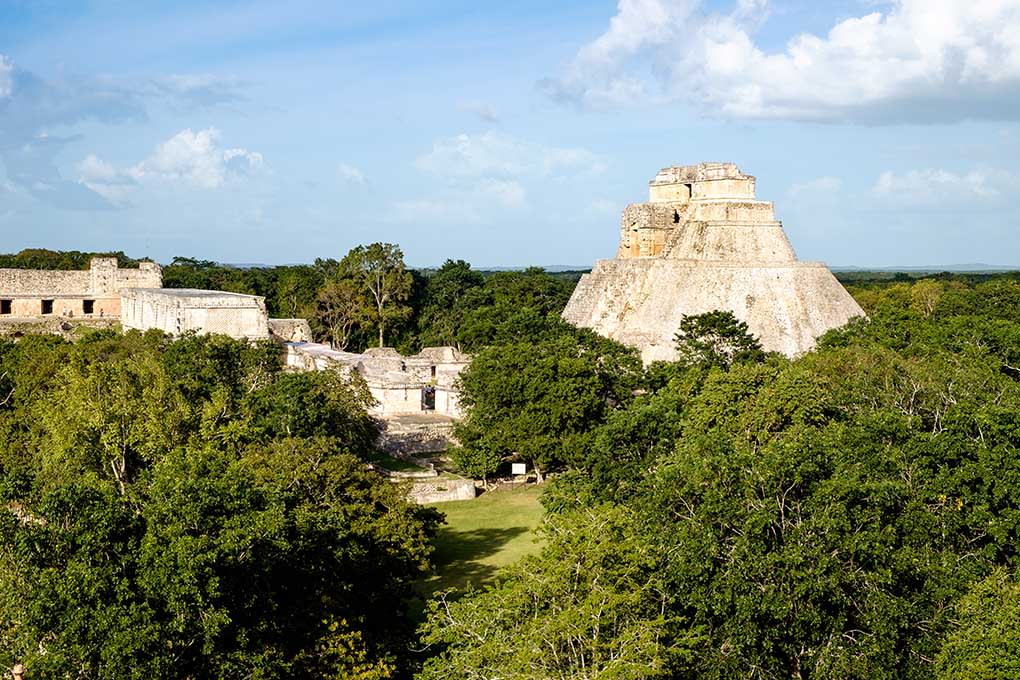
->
[268,318,313,342]
[282,342,469,418]
[661,220,796,262]
[120,288,271,340]
[564,162,865,362]
[0,258,161,324]
[406,478,477,504]
[0,258,161,297]
[0,269,91,296]
[566,259,861,363]
[649,162,756,201]
[377,416,458,455]
[373,384,426,414]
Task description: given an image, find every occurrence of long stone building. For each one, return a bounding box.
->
[0,257,162,320]
[120,288,272,340]
[564,163,864,363]
[0,256,467,419]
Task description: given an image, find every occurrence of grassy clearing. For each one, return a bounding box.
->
[365,450,430,473]
[422,485,545,595]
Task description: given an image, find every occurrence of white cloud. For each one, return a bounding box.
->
[416,131,604,180]
[872,167,1020,204]
[76,154,137,204]
[78,154,120,184]
[337,162,367,185]
[0,55,12,98]
[457,100,500,122]
[393,132,602,223]
[543,0,1020,122]
[129,128,263,189]
[76,128,263,203]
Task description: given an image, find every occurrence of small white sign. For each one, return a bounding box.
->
[511,463,527,476]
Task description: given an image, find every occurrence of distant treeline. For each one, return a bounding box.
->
[0,248,581,354]
[0,248,144,270]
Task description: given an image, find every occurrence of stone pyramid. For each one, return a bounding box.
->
[563,163,864,363]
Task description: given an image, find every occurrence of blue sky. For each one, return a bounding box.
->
[1,0,1019,267]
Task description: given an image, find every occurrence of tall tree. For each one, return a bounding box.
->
[340,243,413,348]
[417,259,485,349]
[316,279,365,351]
[453,330,642,481]
[673,310,764,368]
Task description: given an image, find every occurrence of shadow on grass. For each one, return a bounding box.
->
[408,526,531,629]
[427,525,530,593]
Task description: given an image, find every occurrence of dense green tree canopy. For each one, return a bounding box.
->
[0,330,440,678]
[422,276,1020,679]
[453,326,642,480]
[674,309,765,368]
[935,568,1020,679]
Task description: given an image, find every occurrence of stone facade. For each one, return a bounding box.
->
[268,318,313,343]
[406,478,477,504]
[120,288,272,340]
[0,257,162,321]
[564,163,864,363]
[283,342,470,418]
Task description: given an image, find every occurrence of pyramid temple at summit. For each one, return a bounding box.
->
[563,162,864,364]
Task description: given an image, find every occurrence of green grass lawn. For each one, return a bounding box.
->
[421,485,545,595]
[365,450,431,473]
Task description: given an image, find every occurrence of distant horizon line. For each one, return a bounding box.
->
[221,262,1020,274]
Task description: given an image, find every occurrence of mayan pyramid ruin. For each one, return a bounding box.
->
[563,162,864,363]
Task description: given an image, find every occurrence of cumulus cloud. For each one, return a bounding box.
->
[872,167,1020,204]
[77,128,264,203]
[337,162,367,185]
[129,128,263,189]
[0,54,250,209]
[542,0,1020,123]
[76,154,137,204]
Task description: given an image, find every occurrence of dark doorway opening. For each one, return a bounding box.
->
[0,300,10,315]
[83,299,95,315]
[41,299,54,315]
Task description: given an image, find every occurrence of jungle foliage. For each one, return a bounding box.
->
[6,248,1020,678]
[0,249,575,355]
[0,330,441,679]
[419,276,1020,679]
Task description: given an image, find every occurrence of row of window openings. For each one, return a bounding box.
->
[0,299,96,315]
